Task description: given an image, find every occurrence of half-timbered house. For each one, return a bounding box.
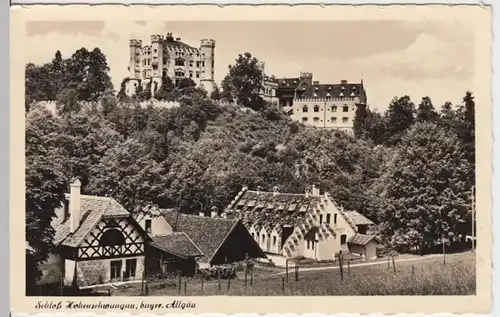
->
[37,179,150,287]
[225,185,381,262]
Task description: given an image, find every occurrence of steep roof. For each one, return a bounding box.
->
[344,211,374,226]
[296,83,365,100]
[278,78,300,89]
[226,189,322,230]
[304,226,319,241]
[51,194,131,248]
[160,210,239,264]
[151,232,204,259]
[348,234,381,246]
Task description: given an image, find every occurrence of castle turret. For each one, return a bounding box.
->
[150,34,164,97]
[199,39,216,94]
[126,39,142,96]
[129,39,142,79]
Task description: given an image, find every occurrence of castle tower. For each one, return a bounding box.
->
[199,39,216,94]
[126,39,142,96]
[150,34,164,97]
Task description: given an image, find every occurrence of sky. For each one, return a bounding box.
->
[25,20,474,112]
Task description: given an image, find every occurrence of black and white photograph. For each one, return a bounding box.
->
[13,4,491,314]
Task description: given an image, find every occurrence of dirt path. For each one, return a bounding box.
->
[262,254,445,277]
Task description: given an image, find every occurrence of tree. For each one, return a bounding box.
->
[379,121,473,251]
[154,75,176,101]
[86,138,165,215]
[384,96,416,145]
[25,108,66,293]
[63,47,114,101]
[210,83,222,101]
[353,104,369,138]
[221,52,265,111]
[416,97,439,123]
[117,78,130,101]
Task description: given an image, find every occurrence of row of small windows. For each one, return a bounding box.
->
[250,232,278,247]
[302,117,349,124]
[142,70,201,78]
[302,105,351,113]
[142,58,209,68]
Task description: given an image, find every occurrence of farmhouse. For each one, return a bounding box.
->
[135,208,266,275]
[225,185,380,262]
[37,179,150,287]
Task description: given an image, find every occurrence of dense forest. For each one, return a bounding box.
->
[26,48,476,284]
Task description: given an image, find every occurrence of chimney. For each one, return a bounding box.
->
[313,81,319,85]
[70,179,82,233]
[311,184,320,197]
[272,186,279,196]
[211,206,218,218]
[341,80,348,85]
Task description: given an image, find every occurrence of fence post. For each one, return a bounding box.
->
[412,265,415,275]
[227,277,231,291]
[250,268,254,285]
[339,253,344,281]
[108,288,111,296]
[201,276,204,291]
[295,264,299,281]
[60,277,63,296]
[392,256,396,273]
[285,259,289,283]
[145,280,149,296]
[347,260,351,277]
[177,272,182,294]
[184,280,187,294]
[387,254,390,269]
[281,277,285,293]
[443,240,446,265]
[244,266,248,288]
[217,267,221,294]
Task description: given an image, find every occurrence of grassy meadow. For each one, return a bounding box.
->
[106,251,475,296]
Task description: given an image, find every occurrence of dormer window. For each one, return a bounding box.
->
[341,86,345,90]
[350,92,355,97]
[313,105,320,112]
[339,92,344,97]
[313,93,318,98]
[328,86,332,90]
[315,87,319,91]
[326,92,331,98]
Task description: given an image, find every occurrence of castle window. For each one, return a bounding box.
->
[313,105,320,112]
[343,105,349,112]
[175,71,185,77]
[302,117,308,122]
[332,106,337,112]
[189,61,193,67]
[175,59,185,66]
[153,49,157,53]
[334,214,337,224]
[196,72,200,78]
[189,72,193,78]
[331,117,337,123]
[302,105,308,113]
[145,219,152,234]
[313,117,320,122]
[273,236,277,246]
[196,61,200,68]
[201,61,205,67]
[326,214,331,223]
[342,117,348,124]
[163,58,167,64]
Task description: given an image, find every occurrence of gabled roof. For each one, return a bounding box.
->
[348,234,381,246]
[151,232,204,259]
[160,210,239,264]
[304,226,319,241]
[344,211,374,226]
[277,78,300,89]
[51,194,131,248]
[227,189,322,229]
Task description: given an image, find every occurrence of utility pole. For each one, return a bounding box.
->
[472,185,475,252]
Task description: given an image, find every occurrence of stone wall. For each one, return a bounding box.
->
[77,256,145,286]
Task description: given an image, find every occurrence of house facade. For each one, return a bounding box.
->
[277,72,367,133]
[225,185,380,262]
[37,179,149,287]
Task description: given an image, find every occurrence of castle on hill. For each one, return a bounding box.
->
[125,33,216,97]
